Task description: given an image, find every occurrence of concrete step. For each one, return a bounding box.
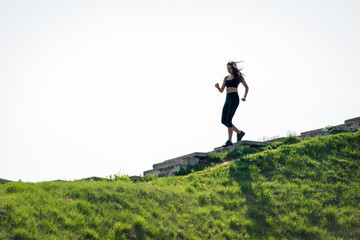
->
[213,140,268,153]
[152,152,210,169]
[144,164,183,177]
[152,157,198,170]
[144,142,268,177]
[143,152,211,177]
[143,169,160,176]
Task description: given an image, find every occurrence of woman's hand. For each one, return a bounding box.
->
[215,83,220,89]
[241,79,249,102]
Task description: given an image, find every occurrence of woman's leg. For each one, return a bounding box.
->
[221,102,229,127]
[232,125,242,134]
[225,94,240,141]
[227,127,233,141]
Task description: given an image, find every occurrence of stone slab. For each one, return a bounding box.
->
[213,140,268,152]
[238,140,268,146]
[153,157,199,170]
[152,152,210,169]
[264,137,285,144]
[160,165,182,177]
[143,169,161,176]
[345,116,360,124]
[144,164,183,177]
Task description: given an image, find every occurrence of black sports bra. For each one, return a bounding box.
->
[225,76,241,88]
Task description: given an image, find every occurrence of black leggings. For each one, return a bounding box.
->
[221,92,239,128]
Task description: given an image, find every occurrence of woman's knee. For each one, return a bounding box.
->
[226,121,233,128]
[221,111,228,125]
[222,117,232,127]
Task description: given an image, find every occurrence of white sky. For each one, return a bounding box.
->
[1,0,359,182]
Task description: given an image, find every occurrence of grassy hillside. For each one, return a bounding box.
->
[1,131,360,240]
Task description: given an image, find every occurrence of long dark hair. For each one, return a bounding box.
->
[227,61,244,83]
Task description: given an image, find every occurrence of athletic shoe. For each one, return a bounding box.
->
[237,131,245,142]
[222,140,233,147]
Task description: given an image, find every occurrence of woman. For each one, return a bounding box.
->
[215,61,249,147]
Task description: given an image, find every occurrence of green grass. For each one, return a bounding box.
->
[0,131,360,239]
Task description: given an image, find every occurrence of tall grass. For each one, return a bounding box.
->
[0,131,359,239]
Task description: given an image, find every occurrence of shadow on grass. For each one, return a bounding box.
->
[228,159,276,238]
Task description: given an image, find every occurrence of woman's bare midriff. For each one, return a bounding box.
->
[226,87,238,93]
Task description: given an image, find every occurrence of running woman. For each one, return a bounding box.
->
[215,61,249,147]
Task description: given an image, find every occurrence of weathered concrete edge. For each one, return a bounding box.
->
[152,152,210,169]
[153,157,199,170]
[213,140,268,151]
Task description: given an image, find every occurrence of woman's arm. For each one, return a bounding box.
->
[241,78,249,101]
[215,76,227,93]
